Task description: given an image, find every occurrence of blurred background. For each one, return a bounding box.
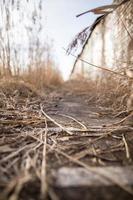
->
[0,0,112,80]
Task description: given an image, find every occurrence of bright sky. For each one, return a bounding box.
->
[45,0,113,79]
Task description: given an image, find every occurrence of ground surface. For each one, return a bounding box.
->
[0,81,133,200]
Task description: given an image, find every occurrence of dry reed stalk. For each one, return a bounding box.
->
[64,48,131,79]
[25,131,133,196]
[40,106,74,135]
[8,175,31,200]
[122,135,131,161]
[40,118,48,199]
[48,144,133,195]
[71,125,133,160]
[0,143,36,164]
[48,188,60,200]
[110,111,133,126]
[57,113,88,130]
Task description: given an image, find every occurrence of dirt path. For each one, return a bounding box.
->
[48,92,116,126]
[0,82,133,200]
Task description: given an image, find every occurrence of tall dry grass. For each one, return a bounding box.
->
[22,64,63,90]
[0,64,63,99]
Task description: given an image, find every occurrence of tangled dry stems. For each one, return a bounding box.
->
[67,74,132,113]
[0,77,133,199]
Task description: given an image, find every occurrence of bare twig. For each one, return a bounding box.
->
[63,48,130,79]
[49,144,133,195]
[9,175,31,200]
[0,143,36,164]
[76,4,117,17]
[26,132,133,195]
[122,135,131,160]
[110,112,133,126]
[57,113,87,130]
[41,118,48,198]
[40,105,74,135]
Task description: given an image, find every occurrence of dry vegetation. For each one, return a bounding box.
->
[0,62,132,200]
[22,65,63,90]
[66,74,132,112]
[0,0,133,200]
[0,73,133,200]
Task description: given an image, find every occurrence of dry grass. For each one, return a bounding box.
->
[0,63,63,104]
[0,92,133,199]
[0,78,39,98]
[22,65,63,90]
[0,68,133,199]
[95,75,130,109]
[67,74,132,112]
